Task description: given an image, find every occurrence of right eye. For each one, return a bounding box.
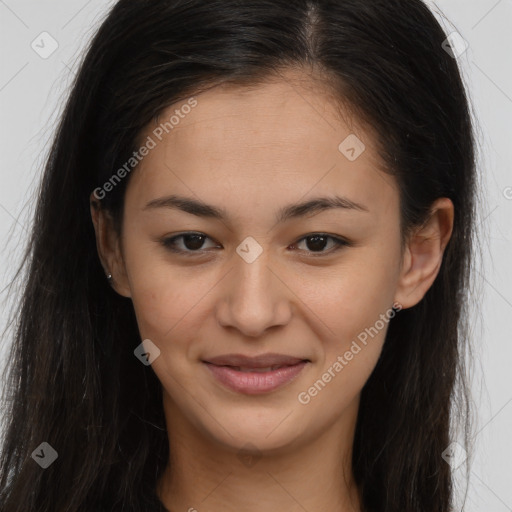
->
[160,232,220,255]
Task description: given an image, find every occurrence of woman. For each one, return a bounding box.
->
[0,0,478,511]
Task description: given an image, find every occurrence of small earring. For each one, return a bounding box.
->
[106,272,112,282]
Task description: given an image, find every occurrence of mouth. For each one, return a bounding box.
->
[202,353,310,395]
[216,365,295,372]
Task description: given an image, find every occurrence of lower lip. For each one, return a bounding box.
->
[204,361,309,395]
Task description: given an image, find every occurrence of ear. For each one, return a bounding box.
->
[89,192,132,298]
[394,197,454,309]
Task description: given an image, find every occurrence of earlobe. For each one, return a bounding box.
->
[394,198,454,309]
[89,192,132,298]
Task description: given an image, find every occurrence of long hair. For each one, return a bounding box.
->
[0,1,479,510]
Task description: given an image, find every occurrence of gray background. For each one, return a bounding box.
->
[0,1,511,509]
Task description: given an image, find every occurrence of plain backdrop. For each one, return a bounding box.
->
[0,1,511,510]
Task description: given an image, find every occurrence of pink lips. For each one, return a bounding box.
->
[203,353,309,395]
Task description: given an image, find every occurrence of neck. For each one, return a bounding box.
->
[157,394,363,512]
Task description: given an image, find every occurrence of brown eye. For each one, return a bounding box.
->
[293,234,350,255]
[161,232,350,257]
[161,233,219,254]
[180,234,207,251]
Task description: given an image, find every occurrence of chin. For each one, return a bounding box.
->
[196,407,308,454]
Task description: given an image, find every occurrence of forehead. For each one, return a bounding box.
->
[128,71,398,222]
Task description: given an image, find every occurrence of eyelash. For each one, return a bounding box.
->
[160,232,351,257]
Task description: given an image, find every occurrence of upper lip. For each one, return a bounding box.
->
[203,353,309,368]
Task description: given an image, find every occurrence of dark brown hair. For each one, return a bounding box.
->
[0,1,478,510]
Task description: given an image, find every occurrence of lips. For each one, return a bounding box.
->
[225,365,288,372]
[202,353,310,394]
[203,353,307,368]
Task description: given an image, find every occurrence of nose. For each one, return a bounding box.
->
[215,247,293,338]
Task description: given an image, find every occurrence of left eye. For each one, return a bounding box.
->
[292,234,349,255]
[161,232,349,256]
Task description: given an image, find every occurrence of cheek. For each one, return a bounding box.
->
[297,246,400,393]
[128,270,210,345]
[121,234,212,338]
[296,274,395,419]
[301,254,399,343]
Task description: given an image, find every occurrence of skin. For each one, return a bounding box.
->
[90,68,454,512]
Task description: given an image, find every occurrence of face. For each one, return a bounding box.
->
[92,69,452,455]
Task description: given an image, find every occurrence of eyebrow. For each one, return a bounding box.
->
[143,193,369,222]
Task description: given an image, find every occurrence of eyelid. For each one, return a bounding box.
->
[160,232,351,256]
[292,233,351,256]
[160,232,220,254]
